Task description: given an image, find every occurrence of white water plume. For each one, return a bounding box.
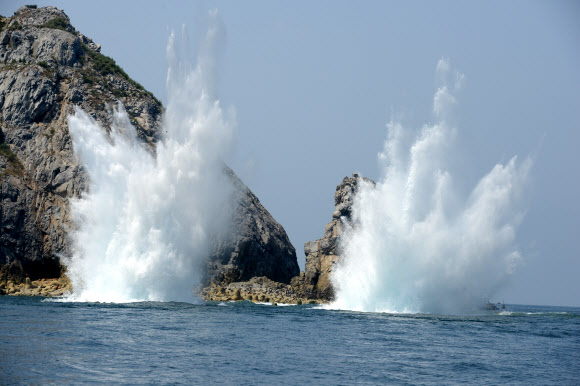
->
[65,13,234,303]
[331,59,531,314]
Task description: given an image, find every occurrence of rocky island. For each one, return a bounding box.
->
[0,6,370,303]
[201,173,374,303]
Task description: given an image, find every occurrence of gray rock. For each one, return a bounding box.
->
[297,173,375,299]
[206,167,299,284]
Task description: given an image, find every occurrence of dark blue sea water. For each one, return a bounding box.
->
[1,297,578,384]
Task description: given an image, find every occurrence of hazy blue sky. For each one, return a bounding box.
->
[2,1,579,306]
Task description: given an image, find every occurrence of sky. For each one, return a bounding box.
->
[2,1,579,307]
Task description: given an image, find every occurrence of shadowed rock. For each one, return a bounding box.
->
[207,167,299,284]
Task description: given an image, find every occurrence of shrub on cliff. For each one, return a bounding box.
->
[7,21,22,31]
[0,142,25,178]
[0,143,20,166]
[39,17,68,31]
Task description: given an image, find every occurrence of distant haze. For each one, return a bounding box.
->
[2,1,578,307]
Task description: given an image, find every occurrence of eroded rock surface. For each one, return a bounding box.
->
[201,276,319,305]
[294,173,375,300]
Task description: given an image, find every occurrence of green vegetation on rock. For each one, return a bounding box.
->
[89,49,128,77]
[0,142,24,177]
[81,44,161,105]
[39,17,68,31]
[7,21,22,31]
[1,143,19,165]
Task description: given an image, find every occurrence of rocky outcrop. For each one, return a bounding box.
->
[0,6,298,289]
[293,173,375,300]
[203,173,376,303]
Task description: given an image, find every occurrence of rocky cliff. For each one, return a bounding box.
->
[0,6,298,288]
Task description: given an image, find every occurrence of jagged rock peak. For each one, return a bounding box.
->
[12,6,73,29]
[207,167,300,285]
[300,173,375,299]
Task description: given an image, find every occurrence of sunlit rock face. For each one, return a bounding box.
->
[0,6,162,281]
[296,174,374,300]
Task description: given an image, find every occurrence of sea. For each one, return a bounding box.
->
[1,297,578,384]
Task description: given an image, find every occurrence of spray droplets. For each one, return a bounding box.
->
[65,15,235,303]
[331,60,531,314]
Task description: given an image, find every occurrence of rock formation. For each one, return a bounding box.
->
[207,167,299,285]
[203,173,376,303]
[0,6,298,291]
[295,173,375,300]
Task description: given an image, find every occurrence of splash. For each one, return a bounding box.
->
[331,59,531,314]
[64,12,234,303]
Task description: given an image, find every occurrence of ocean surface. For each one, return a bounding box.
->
[1,297,578,384]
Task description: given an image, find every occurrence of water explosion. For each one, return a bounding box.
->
[65,15,234,303]
[331,59,531,314]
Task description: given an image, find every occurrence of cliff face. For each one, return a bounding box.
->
[0,6,162,281]
[0,6,298,286]
[297,174,375,299]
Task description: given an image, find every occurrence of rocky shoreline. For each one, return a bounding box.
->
[0,275,324,304]
[0,275,71,297]
[0,6,298,293]
[201,276,324,304]
[199,174,373,305]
